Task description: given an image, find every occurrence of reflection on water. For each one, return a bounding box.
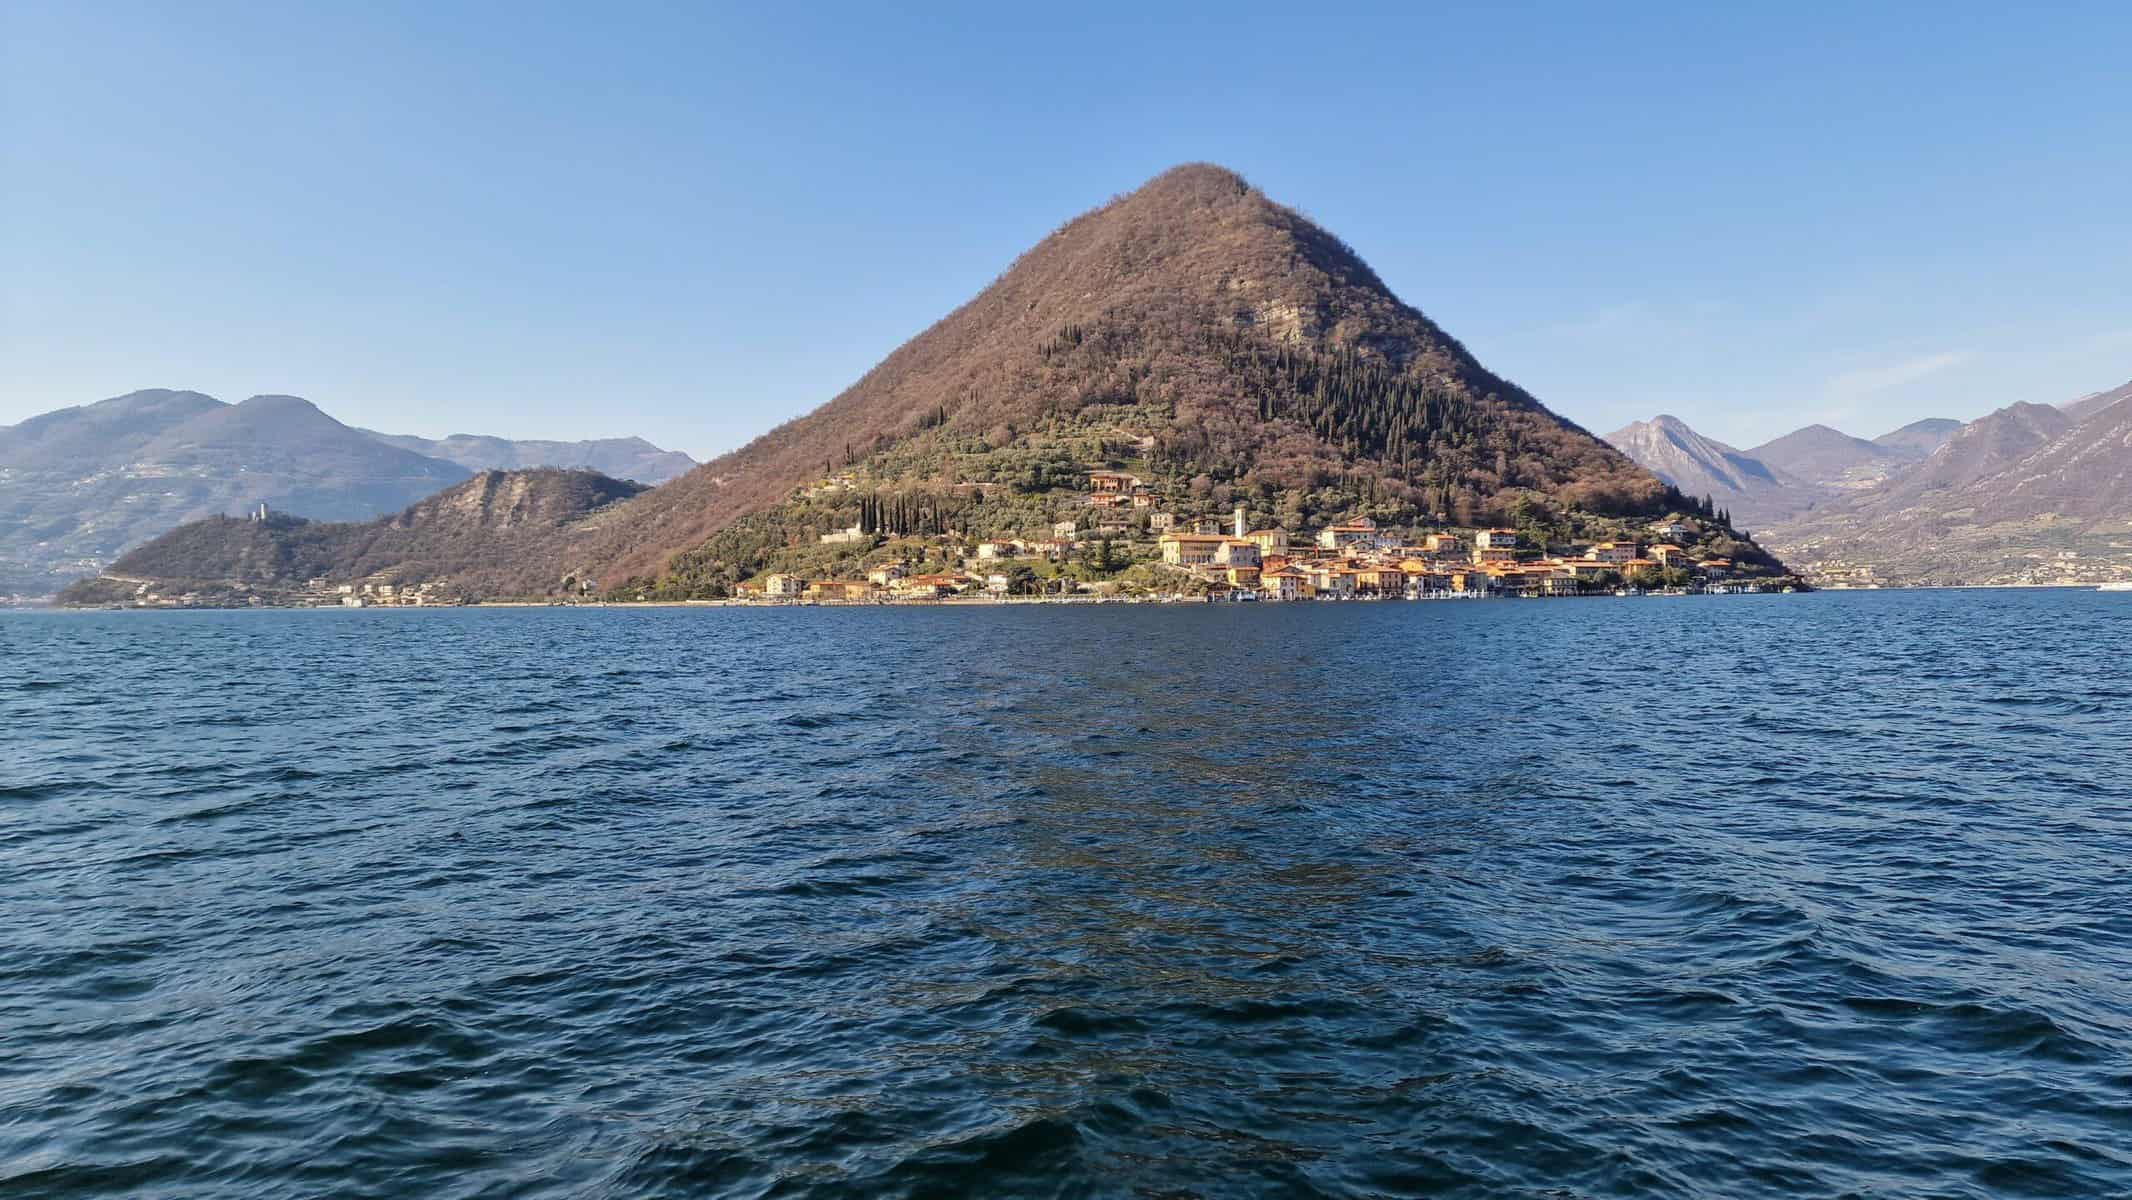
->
[4,591,2131,1198]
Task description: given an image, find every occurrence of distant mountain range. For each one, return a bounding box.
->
[360,431,694,484]
[0,390,692,595]
[1602,417,1814,526]
[78,469,646,603]
[62,164,1785,603]
[1605,381,2132,585]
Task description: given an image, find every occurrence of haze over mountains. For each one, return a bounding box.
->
[71,164,1782,603]
[1605,381,2132,585]
[0,390,693,595]
[361,431,695,485]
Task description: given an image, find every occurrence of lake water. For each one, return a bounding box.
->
[5,592,2131,1198]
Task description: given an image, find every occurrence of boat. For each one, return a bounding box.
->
[2101,582,2132,592]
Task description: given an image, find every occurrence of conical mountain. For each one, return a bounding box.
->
[76,165,1782,599]
[577,164,1712,590]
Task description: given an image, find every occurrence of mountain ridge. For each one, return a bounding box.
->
[72,469,645,602]
[1758,399,2126,585]
[0,390,692,595]
[357,430,695,484]
[1872,417,1963,459]
[0,391,471,594]
[1746,424,1907,490]
[1602,415,1816,527]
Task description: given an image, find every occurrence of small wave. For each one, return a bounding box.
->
[1838,995,2102,1062]
[1032,1006,1148,1036]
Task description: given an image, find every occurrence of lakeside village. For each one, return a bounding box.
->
[78,474,1786,609]
[725,470,1786,605]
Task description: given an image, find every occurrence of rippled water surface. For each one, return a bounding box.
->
[5,592,2132,1198]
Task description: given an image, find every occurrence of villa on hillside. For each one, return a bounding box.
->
[1158,532,1227,566]
[1465,529,1516,565]
[1317,517,1378,550]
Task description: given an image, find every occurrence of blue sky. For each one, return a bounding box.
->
[5,1,2129,459]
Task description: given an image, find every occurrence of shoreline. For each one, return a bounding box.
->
[23,582,2132,613]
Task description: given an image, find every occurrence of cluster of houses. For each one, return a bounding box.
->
[102,578,451,609]
[285,579,449,607]
[1151,510,1732,599]
[748,488,1745,602]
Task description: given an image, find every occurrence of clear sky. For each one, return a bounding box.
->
[6,2,2129,459]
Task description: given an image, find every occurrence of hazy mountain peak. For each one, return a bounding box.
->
[232,393,331,419]
[1748,423,1900,489]
[359,429,696,484]
[99,388,224,412]
[1604,413,1812,526]
[1871,417,1963,460]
